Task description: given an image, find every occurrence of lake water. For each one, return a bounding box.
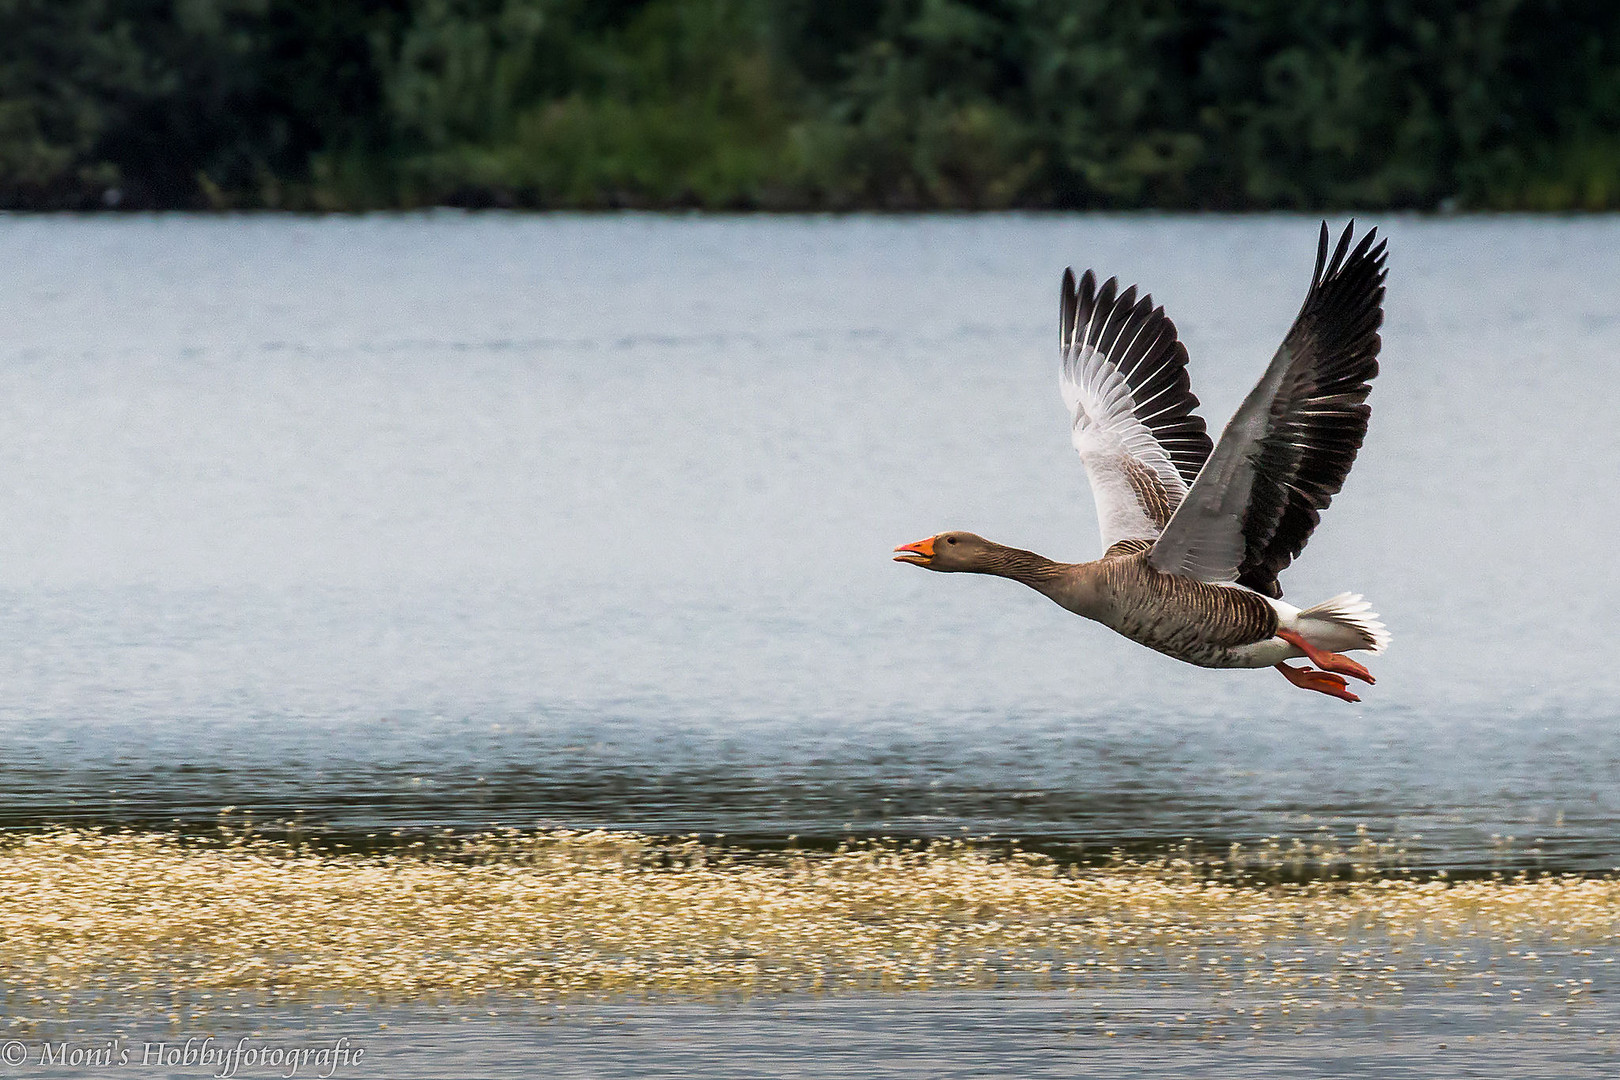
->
[1,213,1617,1075]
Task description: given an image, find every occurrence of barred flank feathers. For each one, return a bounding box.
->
[1106,552,1280,657]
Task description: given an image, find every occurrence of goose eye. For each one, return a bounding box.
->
[946,537,957,545]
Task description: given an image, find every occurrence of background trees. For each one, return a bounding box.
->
[3,0,1618,210]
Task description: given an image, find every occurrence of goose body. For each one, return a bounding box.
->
[895,223,1390,702]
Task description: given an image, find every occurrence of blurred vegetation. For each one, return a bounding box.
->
[3,0,1619,210]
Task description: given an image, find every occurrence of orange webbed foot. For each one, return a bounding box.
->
[1275,661,1361,703]
[1277,629,1375,685]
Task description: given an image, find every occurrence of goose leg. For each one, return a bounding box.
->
[1275,662,1360,703]
[1277,629,1375,685]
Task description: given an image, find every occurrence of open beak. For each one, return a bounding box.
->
[893,536,936,565]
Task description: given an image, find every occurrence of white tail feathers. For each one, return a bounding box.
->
[1298,593,1390,654]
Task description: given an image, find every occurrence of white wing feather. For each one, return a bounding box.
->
[1062,356,1187,547]
[1059,270,1211,552]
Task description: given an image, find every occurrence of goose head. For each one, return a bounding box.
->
[892,531,997,572]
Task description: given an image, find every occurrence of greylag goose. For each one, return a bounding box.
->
[895,222,1389,702]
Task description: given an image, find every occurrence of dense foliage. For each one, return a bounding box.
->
[3,0,1619,210]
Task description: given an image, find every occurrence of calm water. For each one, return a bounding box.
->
[4,213,1620,1076]
[0,213,1617,872]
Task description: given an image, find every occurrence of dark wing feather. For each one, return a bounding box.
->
[1148,222,1387,594]
[1236,223,1386,596]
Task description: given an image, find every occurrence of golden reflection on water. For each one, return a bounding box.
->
[1,826,1616,1026]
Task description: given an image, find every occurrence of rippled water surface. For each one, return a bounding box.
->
[1,213,1615,868]
[1,214,1617,1074]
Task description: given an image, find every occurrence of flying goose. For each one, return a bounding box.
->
[895,222,1389,702]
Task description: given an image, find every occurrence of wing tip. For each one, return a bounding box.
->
[1062,267,1105,349]
[1316,219,1389,287]
[1061,267,1077,347]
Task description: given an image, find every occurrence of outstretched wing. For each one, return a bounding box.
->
[1060,268,1214,552]
[1148,222,1387,597]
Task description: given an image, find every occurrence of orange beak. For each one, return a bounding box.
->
[893,536,936,565]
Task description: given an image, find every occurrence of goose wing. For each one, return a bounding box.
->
[1060,268,1214,551]
[1147,222,1387,596]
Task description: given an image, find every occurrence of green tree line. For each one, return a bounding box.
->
[3,0,1619,211]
